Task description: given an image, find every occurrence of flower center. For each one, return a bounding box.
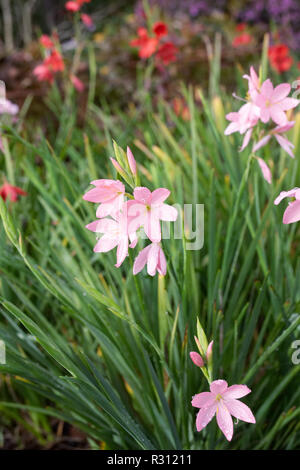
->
[215,394,222,402]
[265,99,271,107]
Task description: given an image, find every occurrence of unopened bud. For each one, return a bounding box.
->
[189,351,204,368]
[127,146,137,176]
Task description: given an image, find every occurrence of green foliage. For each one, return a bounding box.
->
[0,61,300,450]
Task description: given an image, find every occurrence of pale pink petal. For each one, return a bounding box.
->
[260,79,273,99]
[224,122,239,135]
[216,402,233,441]
[274,121,295,134]
[274,134,294,158]
[158,204,178,221]
[145,213,161,242]
[252,135,271,152]
[94,235,119,253]
[225,399,256,423]
[147,243,160,276]
[151,188,171,204]
[86,219,118,233]
[210,380,228,395]
[283,200,300,224]
[133,187,152,205]
[295,189,300,200]
[192,392,215,408]
[239,128,252,151]
[196,404,217,432]
[272,83,291,102]
[157,246,167,276]
[115,237,128,267]
[278,98,299,111]
[96,202,115,218]
[133,245,152,275]
[259,107,270,123]
[270,107,288,126]
[257,158,272,184]
[223,384,251,399]
[274,188,299,205]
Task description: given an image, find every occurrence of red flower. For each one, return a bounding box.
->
[45,50,65,72]
[39,35,54,49]
[0,182,27,202]
[153,21,168,38]
[81,13,93,28]
[130,28,158,59]
[268,44,293,73]
[156,41,178,65]
[33,64,54,83]
[236,23,246,32]
[232,33,252,47]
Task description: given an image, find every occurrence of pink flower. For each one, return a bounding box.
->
[86,212,137,268]
[257,158,272,184]
[81,13,94,28]
[206,340,213,360]
[253,121,295,158]
[133,242,167,276]
[0,97,19,116]
[192,338,213,365]
[83,179,125,218]
[253,80,299,126]
[192,379,255,441]
[190,352,204,368]
[33,64,54,83]
[127,187,178,243]
[70,74,85,92]
[274,187,300,224]
[127,146,137,176]
[65,1,80,12]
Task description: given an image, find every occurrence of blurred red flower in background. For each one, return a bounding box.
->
[236,23,246,32]
[0,182,27,202]
[130,27,159,59]
[65,0,90,12]
[268,44,293,73]
[153,22,168,38]
[232,32,252,47]
[156,42,178,65]
[39,35,54,49]
[44,50,65,72]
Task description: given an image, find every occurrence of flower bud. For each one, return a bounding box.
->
[189,351,204,368]
[127,146,137,176]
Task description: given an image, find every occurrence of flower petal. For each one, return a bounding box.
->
[257,158,272,184]
[283,200,300,224]
[195,404,217,432]
[94,235,119,253]
[133,187,152,205]
[252,135,271,152]
[224,399,256,423]
[192,392,215,408]
[270,106,288,126]
[157,246,167,276]
[274,134,294,158]
[274,188,299,205]
[223,384,251,399]
[159,204,178,221]
[272,83,291,102]
[151,188,170,204]
[216,402,233,441]
[133,244,152,275]
[115,237,128,267]
[210,379,228,395]
[147,243,160,276]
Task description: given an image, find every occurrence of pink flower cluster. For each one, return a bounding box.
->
[225,67,299,184]
[83,146,178,276]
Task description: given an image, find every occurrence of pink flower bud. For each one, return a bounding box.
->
[127,146,137,175]
[110,157,125,174]
[206,340,213,360]
[189,351,204,368]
